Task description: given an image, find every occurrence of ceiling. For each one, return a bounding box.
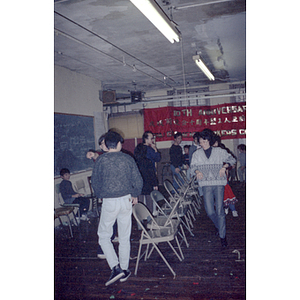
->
[54,0,246,98]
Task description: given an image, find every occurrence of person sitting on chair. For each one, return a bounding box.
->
[59,168,90,221]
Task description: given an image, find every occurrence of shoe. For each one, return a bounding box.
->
[111,236,119,243]
[232,210,238,217]
[224,208,229,215]
[97,253,106,259]
[221,237,228,248]
[120,269,131,282]
[80,214,89,221]
[105,265,124,286]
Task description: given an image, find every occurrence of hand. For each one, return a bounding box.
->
[86,151,95,159]
[219,167,226,177]
[151,142,157,151]
[175,167,180,174]
[153,186,158,190]
[196,171,203,180]
[131,197,138,205]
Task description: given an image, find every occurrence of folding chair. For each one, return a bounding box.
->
[54,207,77,238]
[55,183,81,219]
[133,203,184,279]
[74,179,99,217]
[87,176,101,216]
[174,175,201,216]
[150,190,190,246]
[164,179,195,235]
[179,171,202,210]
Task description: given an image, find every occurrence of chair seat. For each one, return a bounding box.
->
[55,207,75,219]
[62,203,80,208]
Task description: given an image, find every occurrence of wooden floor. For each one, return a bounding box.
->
[55,182,246,300]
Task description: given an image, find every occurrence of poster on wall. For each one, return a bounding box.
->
[144,102,246,141]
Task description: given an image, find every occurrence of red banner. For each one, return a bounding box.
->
[144,102,246,141]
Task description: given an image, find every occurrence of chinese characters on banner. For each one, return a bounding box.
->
[144,102,246,141]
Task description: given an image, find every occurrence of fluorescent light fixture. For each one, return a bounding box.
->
[193,55,215,81]
[130,0,181,43]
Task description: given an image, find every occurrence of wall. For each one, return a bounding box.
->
[108,82,246,156]
[108,113,144,139]
[107,82,246,184]
[54,65,103,115]
[54,66,103,226]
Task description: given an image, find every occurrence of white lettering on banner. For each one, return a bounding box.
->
[221,129,237,136]
[198,105,246,116]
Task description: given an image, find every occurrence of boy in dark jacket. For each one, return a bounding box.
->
[59,168,90,220]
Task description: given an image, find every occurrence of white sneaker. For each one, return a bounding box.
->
[224,208,229,215]
[111,237,119,243]
[232,210,238,217]
[80,214,89,221]
[97,253,106,259]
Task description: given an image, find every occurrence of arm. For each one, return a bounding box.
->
[190,150,204,180]
[219,150,236,177]
[60,180,77,200]
[130,158,143,198]
[147,146,161,162]
[91,159,103,198]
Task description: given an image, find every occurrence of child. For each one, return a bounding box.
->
[223,183,238,217]
[59,168,90,221]
[183,145,190,167]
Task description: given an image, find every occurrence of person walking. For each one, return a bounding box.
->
[91,131,143,286]
[190,129,236,248]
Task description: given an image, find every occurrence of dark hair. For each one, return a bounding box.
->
[88,149,96,153]
[184,145,190,150]
[142,131,153,143]
[104,131,123,149]
[199,129,214,146]
[213,134,221,146]
[193,132,200,139]
[98,133,106,146]
[174,132,182,139]
[60,168,70,176]
[238,144,246,151]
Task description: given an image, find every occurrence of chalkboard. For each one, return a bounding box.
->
[54,113,96,176]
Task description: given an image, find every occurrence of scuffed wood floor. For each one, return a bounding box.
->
[55,182,246,299]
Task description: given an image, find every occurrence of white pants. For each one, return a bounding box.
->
[98,194,132,270]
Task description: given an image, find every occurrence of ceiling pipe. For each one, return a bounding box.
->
[54,11,176,85]
[174,0,234,10]
[142,92,246,104]
[54,28,173,87]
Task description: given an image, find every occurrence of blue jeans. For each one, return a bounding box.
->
[202,185,226,238]
[238,166,246,182]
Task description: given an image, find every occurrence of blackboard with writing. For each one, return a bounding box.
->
[54,113,95,176]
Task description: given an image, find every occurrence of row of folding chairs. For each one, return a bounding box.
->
[132,177,202,278]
